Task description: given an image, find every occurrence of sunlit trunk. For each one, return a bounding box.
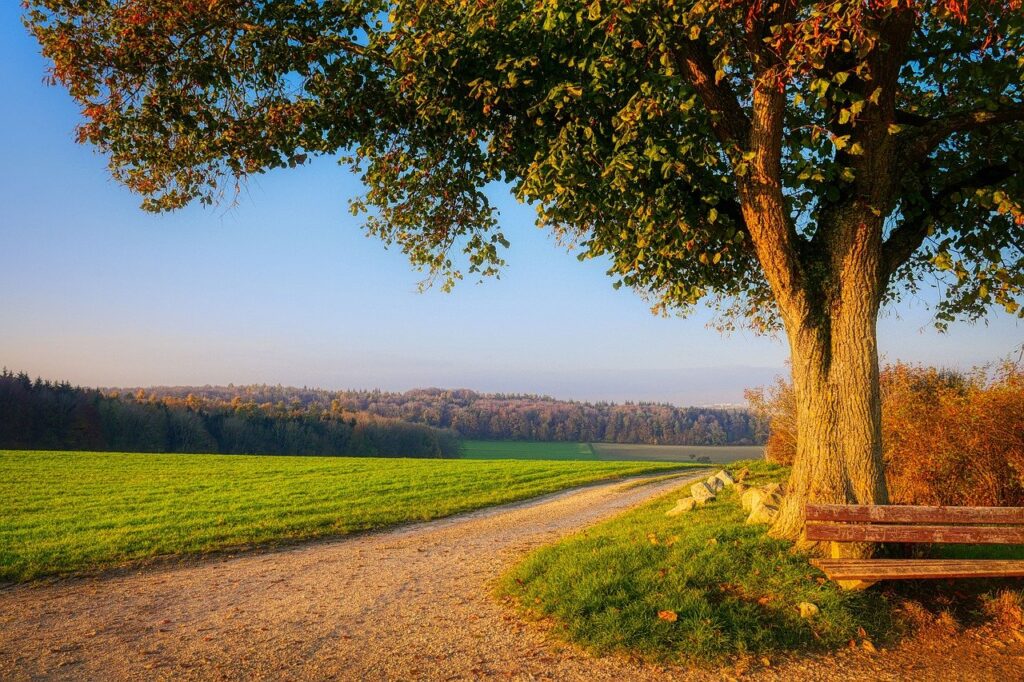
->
[769,217,889,557]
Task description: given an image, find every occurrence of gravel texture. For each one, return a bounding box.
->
[1,469,1022,681]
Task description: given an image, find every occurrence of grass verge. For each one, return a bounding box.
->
[0,450,698,582]
[500,460,1024,665]
[499,460,895,665]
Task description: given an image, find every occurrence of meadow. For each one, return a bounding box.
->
[461,439,763,463]
[0,450,696,582]
[460,440,599,460]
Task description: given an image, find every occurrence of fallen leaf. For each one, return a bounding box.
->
[862,640,877,653]
[658,610,678,622]
[760,656,771,667]
[798,601,820,619]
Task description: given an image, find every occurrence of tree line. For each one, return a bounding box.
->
[0,370,460,458]
[133,385,767,446]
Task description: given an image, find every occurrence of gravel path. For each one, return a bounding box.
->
[2,470,1022,682]
[0,471,710,681]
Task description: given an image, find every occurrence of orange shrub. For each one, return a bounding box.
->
[747,362,1024,506]
[744,377,796,465]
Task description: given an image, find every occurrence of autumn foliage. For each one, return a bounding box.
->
[747,362,1024,506]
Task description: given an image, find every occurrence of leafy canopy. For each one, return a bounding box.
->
[25,0,1024,329]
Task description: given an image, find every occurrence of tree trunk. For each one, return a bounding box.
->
[769,219,889,556]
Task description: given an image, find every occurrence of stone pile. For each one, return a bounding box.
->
[665,469,737,516]
[664,467,788,527]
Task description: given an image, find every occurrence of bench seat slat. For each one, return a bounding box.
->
[805,522,1024,545]
[806,504,1024,525]
[811,558,1024,581]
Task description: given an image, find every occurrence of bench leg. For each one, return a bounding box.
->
[830,542,877,591]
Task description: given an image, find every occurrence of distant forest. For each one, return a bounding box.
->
[0,371,459,458]
[133,385,767,446]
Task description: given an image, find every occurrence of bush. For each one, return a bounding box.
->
[744,377,795,465]
[746,362,1024,507]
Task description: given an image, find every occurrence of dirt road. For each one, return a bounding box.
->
[2,470,1021,681]
[0,472,713,681]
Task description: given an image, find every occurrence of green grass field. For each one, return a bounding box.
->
[0,450,696,582]
[461,440,763,462]
[499,461,894,665]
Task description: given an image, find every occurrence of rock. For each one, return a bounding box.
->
[713,470,736,487]
[706,476,725,492]
[734,482,749,496]
[741,487,765,512]
[665,497,698,516]
[690,482,717,504]
[798,602,820,619]
[734,467,751,482]
[746,499,779,525]
[743,482,784,512]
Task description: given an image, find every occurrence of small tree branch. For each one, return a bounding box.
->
[909,105,1024,156]
[882,163,1017,276]
[674,41,751,149]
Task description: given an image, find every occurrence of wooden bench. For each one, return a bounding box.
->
[805,503,1024,590]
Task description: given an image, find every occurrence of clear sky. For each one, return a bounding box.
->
[1,7,1021,406]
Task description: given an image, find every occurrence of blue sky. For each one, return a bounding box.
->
[1,7,1020,405]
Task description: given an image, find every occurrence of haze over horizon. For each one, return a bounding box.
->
[2,4,1021,406]
[92,367,783,408]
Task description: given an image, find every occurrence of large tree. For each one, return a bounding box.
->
[26,0,1023,548]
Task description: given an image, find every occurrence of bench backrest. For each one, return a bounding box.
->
[805,504,1024,545]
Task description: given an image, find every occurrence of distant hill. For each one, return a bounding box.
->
[124,384,768,446]
[0,370,459,458]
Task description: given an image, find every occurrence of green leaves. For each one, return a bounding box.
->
[24,0,1024,329]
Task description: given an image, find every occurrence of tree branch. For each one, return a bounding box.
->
[736,72,811,324]
[910,104,1024,156]
[674,41,751,149]
[882,163,1017,276]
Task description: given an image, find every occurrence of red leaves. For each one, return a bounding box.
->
[943,0,970,22]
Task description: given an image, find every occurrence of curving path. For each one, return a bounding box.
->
[0,471,711,681]
[2,469,1022,682]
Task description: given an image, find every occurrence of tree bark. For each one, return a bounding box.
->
[769,215,889,557]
